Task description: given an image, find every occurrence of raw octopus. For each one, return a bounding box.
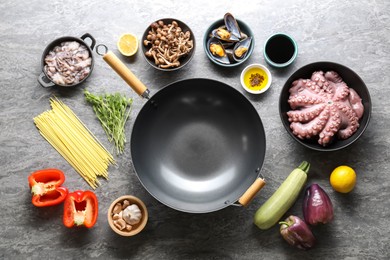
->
[287,70,364,146]
[44,41,91,86]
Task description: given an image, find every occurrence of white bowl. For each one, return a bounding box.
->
[240,64,272,94]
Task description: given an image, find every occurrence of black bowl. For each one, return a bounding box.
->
[279,61,372,151]
[141,18,195,71]
[38,33,96,88]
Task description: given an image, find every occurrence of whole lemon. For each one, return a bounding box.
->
[330,165,357,193]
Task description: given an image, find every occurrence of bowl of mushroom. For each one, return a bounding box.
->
[107,195,148,236]
[141,18,195,71]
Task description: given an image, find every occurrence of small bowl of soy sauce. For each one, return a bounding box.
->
[263,33,298,68]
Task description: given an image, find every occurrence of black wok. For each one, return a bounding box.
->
[101,52,266,213]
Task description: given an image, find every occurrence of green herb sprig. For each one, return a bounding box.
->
[84,90,133,155]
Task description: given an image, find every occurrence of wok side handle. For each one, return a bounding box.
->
[102,51,150,99]
[238,178,266,207]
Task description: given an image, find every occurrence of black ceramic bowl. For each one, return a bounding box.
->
[279,61,372,151]
[141,18,195,71]
[203,18,254,67]
[38,33,96,88]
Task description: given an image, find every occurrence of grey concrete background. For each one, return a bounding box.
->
[1,0,389,259]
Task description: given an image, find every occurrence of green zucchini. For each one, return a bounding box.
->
[254,161,310,230]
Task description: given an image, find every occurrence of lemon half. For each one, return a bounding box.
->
[117,33,138,57]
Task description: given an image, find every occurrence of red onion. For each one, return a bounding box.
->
[303,183,334,225]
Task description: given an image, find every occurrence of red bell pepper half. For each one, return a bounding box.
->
[63,190,98,228]
[28,168,68,207]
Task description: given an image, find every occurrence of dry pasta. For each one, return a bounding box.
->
[34,98,115,189]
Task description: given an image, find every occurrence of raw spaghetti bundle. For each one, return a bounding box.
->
[34,98,115,189]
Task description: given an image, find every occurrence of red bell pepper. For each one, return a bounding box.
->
[63,190,98,228]
[28,168,68,207]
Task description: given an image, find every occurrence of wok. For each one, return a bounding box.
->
[101,51,266,213]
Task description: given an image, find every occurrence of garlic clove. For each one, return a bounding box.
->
[112,213,121,220]
[113,219,127,230]
[125,224,133,231]
[112,203,122,214]
[122,199,130,209]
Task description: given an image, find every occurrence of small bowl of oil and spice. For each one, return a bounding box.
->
[240,64,272,94]
[204,13,254,67]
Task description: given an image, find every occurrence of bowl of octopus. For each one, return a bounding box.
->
[279,61,372,151]
[141,18,195,71]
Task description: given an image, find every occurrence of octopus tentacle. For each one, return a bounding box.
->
[318,105,342,146]
[311,71,326,84]
[288,80,328,109]
[335,103,360,139]
[325,71,343,83]
[290,79,328,97]
[287,103,326,123]
[348,88,364,119]
[331,82,350,101]
[288,95,326,109]
[290,107,330,140]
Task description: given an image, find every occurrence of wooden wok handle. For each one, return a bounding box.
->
[102,51,150,98]
[238,178,266,207]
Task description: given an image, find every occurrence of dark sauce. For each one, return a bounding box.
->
[265,35,295,64]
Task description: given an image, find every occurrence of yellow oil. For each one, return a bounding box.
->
[243,67,269,91]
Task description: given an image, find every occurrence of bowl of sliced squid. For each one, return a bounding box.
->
[38,33,97,88]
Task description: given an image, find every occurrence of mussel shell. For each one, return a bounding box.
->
[225,49,236,63]
[233,36,252,62]
[207,37,230,64]
[224,13,242,40]
[211,27,240,42]
[222,41,235,49]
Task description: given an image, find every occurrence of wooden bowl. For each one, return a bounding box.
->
[107,195,148,236]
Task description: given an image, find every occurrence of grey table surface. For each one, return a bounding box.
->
[1,0,389,259]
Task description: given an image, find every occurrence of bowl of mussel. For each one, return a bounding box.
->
[204,13,254,67]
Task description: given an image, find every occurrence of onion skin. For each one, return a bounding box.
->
[303,183,334,225]
[279,215,316,250]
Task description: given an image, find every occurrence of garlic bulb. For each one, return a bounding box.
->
[122,204,142,225]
